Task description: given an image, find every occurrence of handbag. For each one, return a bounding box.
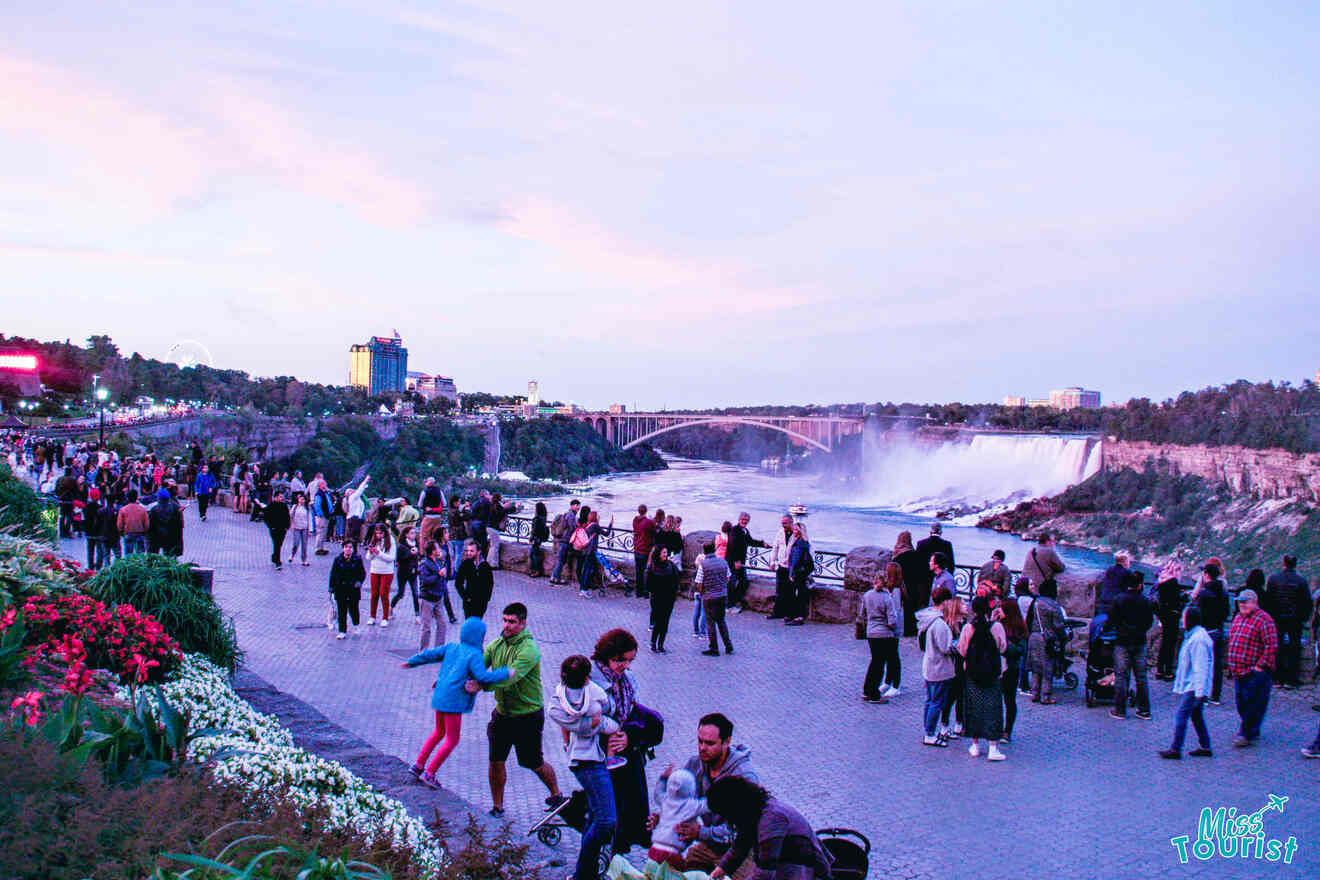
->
[855,620,867,640]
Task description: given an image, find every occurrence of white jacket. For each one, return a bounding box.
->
[366,541,396,575]
[769,527,796,570]
[346,483,368,519]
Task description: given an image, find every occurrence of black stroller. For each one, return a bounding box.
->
[1083,614,1135,708]
[818,828,870,880]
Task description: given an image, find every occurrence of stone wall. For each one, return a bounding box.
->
[1103,440,1320,502]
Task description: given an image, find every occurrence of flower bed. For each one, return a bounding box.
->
[121,654,447,875]
[16,592,181,689]
[0,535,90,609]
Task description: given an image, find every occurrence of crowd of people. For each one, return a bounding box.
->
[8,429,1320,879]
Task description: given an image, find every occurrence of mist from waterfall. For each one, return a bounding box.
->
[853,430,1102,516]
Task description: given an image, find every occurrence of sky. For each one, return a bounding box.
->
[2,1,1318,410]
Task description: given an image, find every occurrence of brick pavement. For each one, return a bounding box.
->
[67,512,1320,878]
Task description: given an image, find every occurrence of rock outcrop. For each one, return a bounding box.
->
[1103,440,1320,501]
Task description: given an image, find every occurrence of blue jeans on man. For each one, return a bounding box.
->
[1234,669,1272,742]
[553,541,575,582]
[1170,692,1210,752]
[1112,644,1150,717]
[123,534,147,555]
[924,680,951,736]
[570,761,616,880]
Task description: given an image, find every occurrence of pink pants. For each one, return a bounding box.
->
[416,711,462,774]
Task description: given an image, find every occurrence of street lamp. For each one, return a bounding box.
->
[96,386,109,446]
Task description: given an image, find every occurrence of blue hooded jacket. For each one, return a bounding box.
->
[405,617,511,713]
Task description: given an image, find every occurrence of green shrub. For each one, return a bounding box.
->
[86,555,241,671]
[0,463,57,544]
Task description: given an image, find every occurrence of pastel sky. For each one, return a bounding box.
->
[2,1,1318,409]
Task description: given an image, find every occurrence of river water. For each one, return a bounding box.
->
[525,456,1113,577]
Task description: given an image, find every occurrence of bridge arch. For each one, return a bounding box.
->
[620,416,831,453]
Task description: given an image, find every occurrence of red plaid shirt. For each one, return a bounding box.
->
[1227,608,1277,676]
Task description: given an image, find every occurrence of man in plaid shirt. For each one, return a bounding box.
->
[1226,589,1277,748]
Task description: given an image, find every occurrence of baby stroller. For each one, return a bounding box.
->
[1051,618,1084,692]
[817,828,870,880]
[527,789,620,880]
[1082,615,1135,708]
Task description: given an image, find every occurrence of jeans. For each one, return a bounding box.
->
[863,637,900,697]
[1170,692,1210,751]
[704,597,733,653]
[650,593,676,649]
[86,537,99,569]
[553,541,575,581]
[578,552,597,590]
[448,540,465,576]
[314,520,329,552]
[418,599,448,651]
[197,493,210,519]
[1234,669,1271,741]
[123,534,147,555]
[942,663,964,726]
[1113,644,1150,716]
[633,552,649,596]
[1276,625,1303,686]
[1157,611,1182,676]
[772,568,791,617]
[1209,630,1225,702]
[570,761,616,880]
[269,528,286,566]
[392,571,419,615]
[288,529,309,562]
[924,680,950,735]
[529,541,544,574]
[1001,667,1019,736]
[728,563,750,608]
[692,592,706,636]
[790,574,812,621]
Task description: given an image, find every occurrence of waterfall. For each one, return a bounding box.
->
[855,428,1102,514]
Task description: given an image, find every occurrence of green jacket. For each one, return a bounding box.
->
[483,630,543,717]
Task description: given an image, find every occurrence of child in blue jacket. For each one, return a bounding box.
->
[400,616,510,787]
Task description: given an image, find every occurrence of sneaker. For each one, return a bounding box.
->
[951,725,964,737]
[884,687,901,698]
[1233,735,1251,748]
[367,618,376,626]
[488,806,505,818]
[1158,749,1181,760]
[786,618,805,627]
[605,755,628,770]
[701,649,720,657]
[352,626,361,635]
[414,618,421,625]
[729,607,742,614]
[988,743,1006,762]
[999,735,1011,745]
[1109,711,1125,720]
[968,742,980,758]
[1207,699,1221,706]
[545,794,569,811]
[408,764,424,779]
[578,590,592,599]
[862,695,889,704]
[1188,747,1213,757]
[922,735,947,747]
[380,619,390,628]
[693,632,705,639]
[1301,746,1320,759]
[1135,710,1152,721]
[335,633,346,640]
[419,772,441,790]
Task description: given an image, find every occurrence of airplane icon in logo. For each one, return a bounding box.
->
[1266,794,1288,814]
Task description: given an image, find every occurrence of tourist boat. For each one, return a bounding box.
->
[788,503,809,519]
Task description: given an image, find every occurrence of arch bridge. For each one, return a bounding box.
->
[575,412,864,452]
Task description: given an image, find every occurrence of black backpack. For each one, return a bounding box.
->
[965,617,1001,687]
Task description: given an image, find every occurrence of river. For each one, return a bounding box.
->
[524,456,1114,577]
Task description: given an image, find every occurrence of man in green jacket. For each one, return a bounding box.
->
[470,602,566,817]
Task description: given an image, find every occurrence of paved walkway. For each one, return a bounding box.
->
[67,512,1320,878]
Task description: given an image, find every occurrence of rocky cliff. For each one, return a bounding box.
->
[1103,440,1320,501]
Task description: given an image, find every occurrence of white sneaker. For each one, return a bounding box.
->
[414,617,421,626]
[578,590,592,599]
[988,743,1006,762]
[381,619,390,628]
[367,618,376,626]
[923,735,939,745]
[885,687,901,698]
[952,724,964,736]
[336,633,347,640]
[968,742,981,758]
[352,626,361,635]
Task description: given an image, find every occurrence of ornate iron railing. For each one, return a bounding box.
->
[501,514,847,583]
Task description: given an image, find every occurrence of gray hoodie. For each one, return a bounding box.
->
[665,743,759,847]
[649,768,707,853]
[860,587,902,639]
[548,681,620,764]
[916,605,956,682]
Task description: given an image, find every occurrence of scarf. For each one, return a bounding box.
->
[595,660,635,720]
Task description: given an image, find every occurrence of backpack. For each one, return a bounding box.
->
[965,618,1001,687]
[551,511,572,541]
[570,526,591,551]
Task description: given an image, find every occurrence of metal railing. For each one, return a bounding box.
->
[500,514,848,584]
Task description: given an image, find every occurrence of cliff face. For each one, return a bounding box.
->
[1103,440,1320,502]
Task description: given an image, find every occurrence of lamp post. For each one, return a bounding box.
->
[96,386,108,447]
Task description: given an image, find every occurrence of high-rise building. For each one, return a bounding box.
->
[348,332,408,396]
[1002,395,1027,407]
[527,380,540,407]
[1049,387,1102,410]
[405,371,458,402]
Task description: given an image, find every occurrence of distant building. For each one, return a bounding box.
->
[1028,398,1052,408]
[1049,387,1102,410]
[527,380,540,407]
[406,371,458,402]
[608,404,627,414]
[1002,395,1027,407]
[349,332,408,396]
